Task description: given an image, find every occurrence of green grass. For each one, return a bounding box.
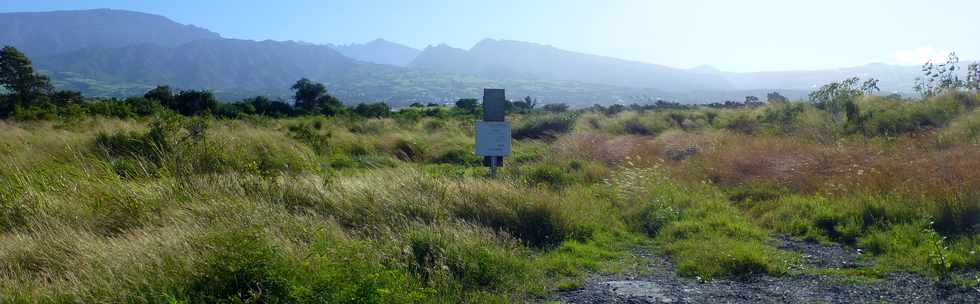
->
[3,92,980,301]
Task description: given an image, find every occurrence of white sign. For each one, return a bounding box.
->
[475,121,512,156]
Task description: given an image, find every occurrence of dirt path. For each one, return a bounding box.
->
[557,237,979,303]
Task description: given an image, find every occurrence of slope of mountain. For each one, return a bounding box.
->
[0,9,220,58]
[724,63,922,93]
[36,38,361,94]
[328,39,420,66]
[409,39,735,92]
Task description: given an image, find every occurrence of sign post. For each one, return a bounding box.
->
[476,89,511,178]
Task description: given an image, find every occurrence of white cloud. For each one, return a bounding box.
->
[890,47,952,65]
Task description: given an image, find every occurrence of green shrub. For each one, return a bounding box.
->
[287,122,331,154]
[177,228,433,304]
[405,227,532,295]
[525,163,574,189]
[513,113,577,140]
[930,193,979,235]
[185,230,293,303]
[722,113,760,134]
[760,102,806,134]
[854,223,978,277]
[94,114,230,176]
[669,237,786,279]
[726,182,788,204]
[942,108,980,143]
[858,95,962,136]
[433,149,480,166]
[622,117,654,135]
[86,100,136,119]
[640,204,680,237]
[519,161,606,189]
[392,138,426,162]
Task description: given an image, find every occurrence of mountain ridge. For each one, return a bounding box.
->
[410,38,736,92]
[0,9,943,104]
[0,8,220,58]
[327,39,420,66]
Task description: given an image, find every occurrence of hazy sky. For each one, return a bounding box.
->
[3,0,978,72]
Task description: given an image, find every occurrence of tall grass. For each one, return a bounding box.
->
[3,92,980,301]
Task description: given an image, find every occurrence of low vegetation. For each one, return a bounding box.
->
[1,46,979,302]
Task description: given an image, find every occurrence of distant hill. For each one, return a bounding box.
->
[409,39,735,92]
[0,9,220,58]
[328,39,420,66]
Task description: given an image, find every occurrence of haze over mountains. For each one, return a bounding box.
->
[0,9,932,105]
[328,39,421,67]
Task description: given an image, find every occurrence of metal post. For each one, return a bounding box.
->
[490,156,498,178]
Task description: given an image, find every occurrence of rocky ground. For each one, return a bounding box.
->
[557,237,980,303]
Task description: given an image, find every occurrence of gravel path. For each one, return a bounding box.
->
[557,237,980,303]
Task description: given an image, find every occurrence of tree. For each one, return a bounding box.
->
[353,102,391,118]
[291,78,342,115]
[967,62,980,93]
[244,96,293,117]
[808,77,877,129]
[169,90,218,116]
[144,85,175,106]
[125,96,163,116]
[744,96,759,103]
[513,96,538,113]
[455,98,479,114]
[0,46,53,112]
[605,104,626,115]
[50,90,83,105]
[915,52,964,97]
[766,92,788,105]
[861,78,880,95]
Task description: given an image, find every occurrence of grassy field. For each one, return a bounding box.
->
[1,93,979,303]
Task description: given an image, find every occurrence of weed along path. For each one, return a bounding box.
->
[557,237,980,303]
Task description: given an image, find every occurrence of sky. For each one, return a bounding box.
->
[2,0,978,72]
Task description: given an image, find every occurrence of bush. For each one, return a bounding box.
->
[622,117,654,135]
[857,96,962,136]
[433,149,480,166]
[287,122,331,154]
[722,113,760,134]
[669,237,785,279]
[124,96,164,116]
[760,102,805,134]
[605,112,672,136]
[353,102,391,118]
[513,113,577,140]
[526,163,573,189]
[941,108,980,144]
[165,90,218,116]
[520,161,607,189]
[86,100,136,118]
[405,227,531,294]
[391,138,426,161]
[94,113,227,176]
[855,223,979,277]
[186,230,293,303]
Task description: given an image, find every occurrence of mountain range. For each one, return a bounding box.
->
[328,39,420,67]
[0,9,935,106]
